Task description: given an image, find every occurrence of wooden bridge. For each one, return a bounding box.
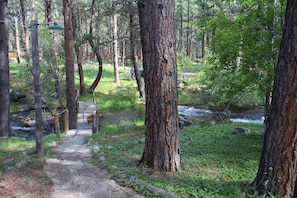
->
[77,101,100,133]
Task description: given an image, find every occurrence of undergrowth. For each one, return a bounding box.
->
[90,121,265,197]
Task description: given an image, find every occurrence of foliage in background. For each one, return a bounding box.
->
[177,51,193,74]
[196,0,285,111]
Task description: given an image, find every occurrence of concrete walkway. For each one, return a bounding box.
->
[44,102,144,198]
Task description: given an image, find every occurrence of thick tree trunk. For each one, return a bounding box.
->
[251,1,297,196]
[0,0,11,137]
[63,0,77,129]
[138,0,181,172]
[129,2,144,98]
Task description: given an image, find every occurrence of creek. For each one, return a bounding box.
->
[10,110,58,138]
[100,105,264,126]
[10,105,264,138]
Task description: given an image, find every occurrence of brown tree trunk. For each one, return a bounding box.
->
[44,0,52,22]
[186,0,190,56]
[0,0,11,137]
[201,33,205,58]
[251,1,297,196]
[138,0,181,172]
[129,2,144,98]
[63,0,77,129]
[178,0,183,52]
[87,0,103,92]
[73,7,86,95]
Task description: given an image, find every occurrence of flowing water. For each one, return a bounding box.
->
[11,105,264,138]
[100,105,264,126]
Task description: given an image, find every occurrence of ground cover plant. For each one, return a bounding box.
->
[90,121,265,197]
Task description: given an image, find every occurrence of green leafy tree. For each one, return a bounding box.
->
[199,0,284,109]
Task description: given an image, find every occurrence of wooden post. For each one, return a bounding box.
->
[54,114,60,138]
[64,109,69,133]
[92,110,100,133]
[31,20,44,154]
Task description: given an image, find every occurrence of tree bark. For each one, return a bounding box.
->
[20,0,30,67]
[186,0,190,56]
[0,0,11,137]
[129,1,144,98]
[138,0,181,172]
[112,2,120,85]
[87,0,103,92]
[63,0,77,129]
[30,20,44,155]
[12,3,21,64]
[178,0,183,52]
[251,1,297,196]
[44,0,52,23]
[73,7,86,95]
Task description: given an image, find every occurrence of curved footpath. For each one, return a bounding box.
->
[44,102,144,198]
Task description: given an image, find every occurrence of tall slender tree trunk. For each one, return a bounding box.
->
[129,1,144,98]
[20,0,30,66]
[87,0,103,92]
[122,40,125,68]
[251,1,297,196]
[138,0,181,172]
[201,32,205,58]
[0,0,11,137]
[186,0,190,56]
[177,0,183,52]
[63,0,77,129]
[12,3,21,64]
[44,0,52,22]
[73,7,86,95]
[112,2,120,85]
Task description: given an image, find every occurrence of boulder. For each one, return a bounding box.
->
[179,115,193,129]
[233,127,251,135]
[10,90,27,102]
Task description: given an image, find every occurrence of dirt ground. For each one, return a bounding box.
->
[0,160,53,198]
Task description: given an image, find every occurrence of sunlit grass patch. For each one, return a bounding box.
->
[0,133,65,171]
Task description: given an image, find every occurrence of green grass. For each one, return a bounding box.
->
[91,122,265,197]
[0,133,64,170]
[9,60,268,197]
[77,63,145,111]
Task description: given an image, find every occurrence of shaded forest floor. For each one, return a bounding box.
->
[0,160,52,198]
